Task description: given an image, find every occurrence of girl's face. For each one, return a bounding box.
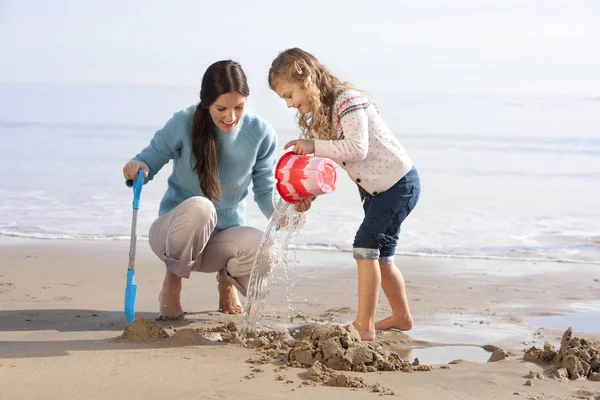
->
[209,91,247,132]
[274,81,312,114]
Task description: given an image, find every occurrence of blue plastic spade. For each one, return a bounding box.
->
[125,169,144,324]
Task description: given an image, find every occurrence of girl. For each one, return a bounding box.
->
[268,48,421,340]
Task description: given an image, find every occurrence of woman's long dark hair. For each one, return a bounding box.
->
[192,60,249,201]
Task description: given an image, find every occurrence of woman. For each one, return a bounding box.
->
[122,60,278,320]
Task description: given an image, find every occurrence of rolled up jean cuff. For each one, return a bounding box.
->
[353,247,380,260]
[379,255,395,265]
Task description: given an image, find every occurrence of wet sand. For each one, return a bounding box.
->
[1,239,599,399]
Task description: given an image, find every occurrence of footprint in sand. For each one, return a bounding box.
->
[575,390,600,400]
[326,307,353,313]
[54,296,73,302]
[0,282,15,294]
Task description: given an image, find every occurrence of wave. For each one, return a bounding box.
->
[287,244,600,265]
[0,120,155,132]
[2,230,599,265]
[0,230,137,241]
[4,120,599,149]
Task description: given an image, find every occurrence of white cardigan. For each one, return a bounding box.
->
[314,89,414,196]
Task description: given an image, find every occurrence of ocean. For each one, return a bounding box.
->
[1,83,599,264]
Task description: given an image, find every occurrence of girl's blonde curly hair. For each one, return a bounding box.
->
[268,47,351,140]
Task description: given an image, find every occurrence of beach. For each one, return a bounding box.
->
[2,2,600,398]
[1,239,599,400]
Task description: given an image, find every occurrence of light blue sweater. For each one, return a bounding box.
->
[131,105,278,230]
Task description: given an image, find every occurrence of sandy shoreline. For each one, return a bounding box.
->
[1,239,599,399]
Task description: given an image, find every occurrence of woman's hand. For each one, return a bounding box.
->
[284,139,315,155]
[123,161,149,180]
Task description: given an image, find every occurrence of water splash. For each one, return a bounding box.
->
[241,199,305,335]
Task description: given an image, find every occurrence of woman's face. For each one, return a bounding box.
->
[208,91,247,132]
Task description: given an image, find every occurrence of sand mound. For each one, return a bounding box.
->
[306,361,395,394]
[196,321,252,346]
[165,328,205,345]
[488,348,509,362]
[244,328,297,365]
[286,323,432,373]
[121,318,169,341]
[524,327,600,381]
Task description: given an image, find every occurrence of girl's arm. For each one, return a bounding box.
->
[313,94,370,162]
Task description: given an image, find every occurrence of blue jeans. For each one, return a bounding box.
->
[353,167,421,264]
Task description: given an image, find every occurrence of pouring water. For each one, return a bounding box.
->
[241,153,338,336]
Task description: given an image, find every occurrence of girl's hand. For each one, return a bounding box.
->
[284,139,315,155]
[279,197,314,229]
[295,197,315,213]
[123,161,149,180]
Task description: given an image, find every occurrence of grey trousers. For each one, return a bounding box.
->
[148,196,262,296]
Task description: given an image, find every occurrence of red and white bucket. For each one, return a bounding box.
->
[275,152,338,204]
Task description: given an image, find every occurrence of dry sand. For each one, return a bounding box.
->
[1,239,600,400]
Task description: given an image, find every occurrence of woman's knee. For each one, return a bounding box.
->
[171,197,217,233]
[224,227,263,278]
[237,227,263,252]
[232,227,263,269]
[178,196,216,221]
[149,196,217,269]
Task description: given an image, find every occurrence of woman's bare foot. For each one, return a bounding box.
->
[374,314,414,331]
[218,270,243,314]
[158,277,184,320]
[351,320,377,341]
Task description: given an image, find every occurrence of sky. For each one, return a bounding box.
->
[0,0,599,96]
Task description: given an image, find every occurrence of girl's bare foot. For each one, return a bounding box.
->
[351,320,377,341]
[158,278,184,320]
[218,270,243,314]
[374,314,414,331]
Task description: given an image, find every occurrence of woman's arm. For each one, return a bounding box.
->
[129,113,181,183]
[252,126,278,219]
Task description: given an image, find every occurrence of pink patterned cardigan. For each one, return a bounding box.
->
[314,89,414,196]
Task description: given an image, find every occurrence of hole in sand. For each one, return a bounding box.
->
[526,301,600,334]
[407,323,531,346]
[386,344,491,365]
[526,311,600,334]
